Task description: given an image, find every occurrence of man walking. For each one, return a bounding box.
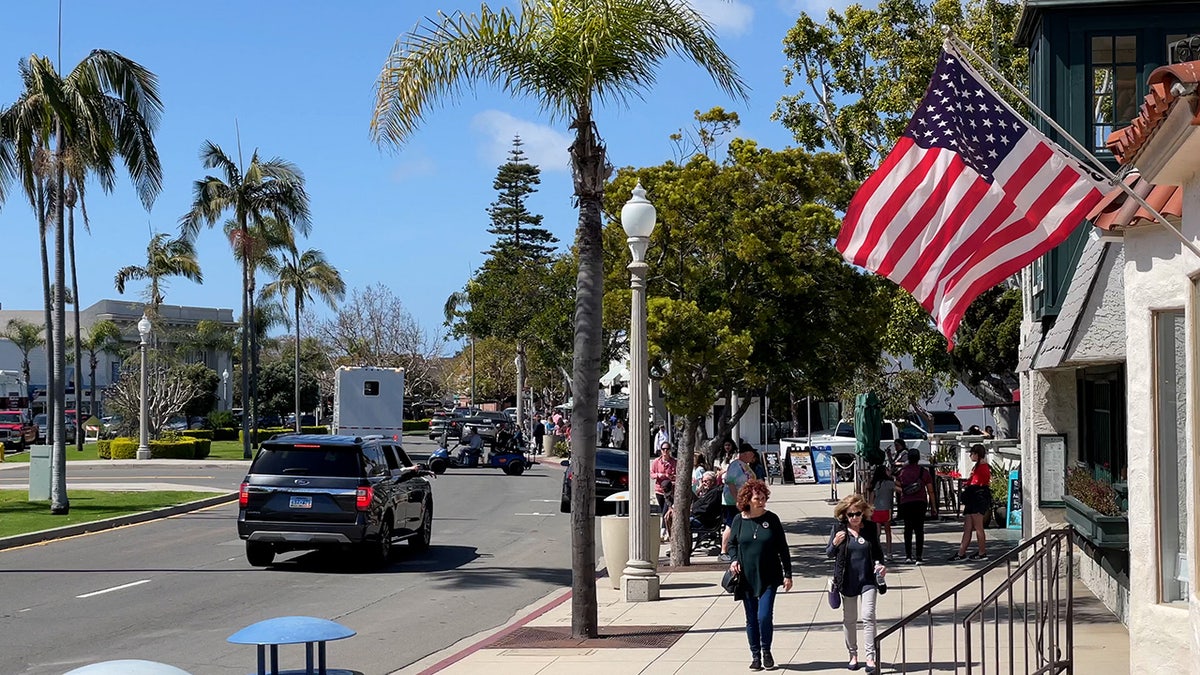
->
[718,443,756,562]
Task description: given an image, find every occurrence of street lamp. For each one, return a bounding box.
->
[221,368,230,411]
[136,313,152,460]
[621,181,660,602]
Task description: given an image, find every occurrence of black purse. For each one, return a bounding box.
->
[721,568,741,594]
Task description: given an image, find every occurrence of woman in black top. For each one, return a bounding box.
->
[727,480,792,671]
[827,494,887,673]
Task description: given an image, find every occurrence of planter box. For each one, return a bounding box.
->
[1063,495,1128,550]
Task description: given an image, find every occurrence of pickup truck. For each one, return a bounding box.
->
[804,418,932,465]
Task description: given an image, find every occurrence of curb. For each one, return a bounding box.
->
[0,492,238,551]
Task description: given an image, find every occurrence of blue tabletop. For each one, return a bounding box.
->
[227,616,356,646]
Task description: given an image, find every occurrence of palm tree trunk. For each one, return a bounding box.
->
[239,236,252,459]
[38,178,54,447]
[567,116,610,640]
[50,128,68,514]
[294,294,301,433]
[69,200,83,452]
[249,272,260,442]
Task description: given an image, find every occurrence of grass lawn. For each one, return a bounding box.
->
[2,439,252,462]
[0,489,216,539]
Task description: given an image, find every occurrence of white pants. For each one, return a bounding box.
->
[841,587,878,662]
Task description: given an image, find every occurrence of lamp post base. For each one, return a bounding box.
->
[136,446,151,460]
[622,573,661,602]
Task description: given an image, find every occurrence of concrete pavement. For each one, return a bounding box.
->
[396,480,1129,675]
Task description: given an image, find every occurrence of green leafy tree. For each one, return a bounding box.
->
[262,244,345,432]
[179,363,221,419]
[485,136,557,260]
[114,232,204,318]
[256,359,320,421]
[370,1,746,636]
[2,50,163,513]
[775,0,1025,427]
[179,143,310,458]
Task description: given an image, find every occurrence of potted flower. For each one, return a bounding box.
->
[1063,466,1127,549]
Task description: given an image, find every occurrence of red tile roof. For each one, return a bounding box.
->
[1089,61,1200,230]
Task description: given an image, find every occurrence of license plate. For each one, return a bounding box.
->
[288,496,312,509]
[596,478,610,486]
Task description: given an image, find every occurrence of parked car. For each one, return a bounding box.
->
[560,446,630,514]
[284,413,317,427]
[911,410,964,434]
[163,416,188,432]
[428,411,466,441]
[0,410,37,449]
[461,410,512,446]
[236,433,434,567]
[256,413,283,428]
[33,411,78,445]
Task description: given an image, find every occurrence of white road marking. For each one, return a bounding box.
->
[530,499,558,502]
[515,512,556,516]
[76,579,151,598]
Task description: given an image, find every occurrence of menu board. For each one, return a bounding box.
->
[1038,434,1066,506]
[789,445,816,484]
[764,450,782,478]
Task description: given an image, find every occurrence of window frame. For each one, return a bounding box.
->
[1152,309,1189,605]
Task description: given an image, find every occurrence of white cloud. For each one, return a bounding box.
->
[687,0,754,36]
[389,156,436,182]
[471,110,572,172]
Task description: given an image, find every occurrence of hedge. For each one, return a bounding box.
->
[405,419,431,432]
[109,437,138,459]
[106,437,201,459]
[151,438,197,459]
[212,427,238,441]
[181,429,214,440]
[238,425,328,444]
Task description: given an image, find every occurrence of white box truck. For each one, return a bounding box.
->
[332,366,406,440]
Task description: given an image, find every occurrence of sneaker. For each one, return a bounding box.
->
[969,553,989,561]
[763,651,776,670]
[903,557,915,564]
[947,553,968,562]
[718,553,732,563]
[750,655,763,671]
[914,558,923,566]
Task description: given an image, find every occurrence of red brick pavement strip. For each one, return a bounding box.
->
[414,586,572,675]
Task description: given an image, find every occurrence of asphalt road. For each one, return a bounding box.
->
[0,438,573,674]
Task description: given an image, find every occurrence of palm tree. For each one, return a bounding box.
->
[262,245,345,431]
[371,0,745,636]
[80,320,122,420]
[4,319,44,403]
[1,51,162,513]
[179,142,309,459]
[114,232,204,319]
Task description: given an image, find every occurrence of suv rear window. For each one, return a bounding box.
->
[252,446,362,477]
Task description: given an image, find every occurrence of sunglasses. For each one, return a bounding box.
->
[847,511,863,518]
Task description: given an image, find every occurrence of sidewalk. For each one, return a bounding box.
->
[397,480,1129,675]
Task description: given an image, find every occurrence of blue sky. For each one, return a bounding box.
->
[0,0,853,352]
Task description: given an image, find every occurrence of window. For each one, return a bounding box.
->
[1077,366,1126,483]
[1154,310,1189,603]
[361,443,387,476]
[1089,34,1138,151]
[363,380,379,396]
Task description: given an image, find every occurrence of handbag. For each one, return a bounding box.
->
[827,578,841,609]
[721,568,741,594]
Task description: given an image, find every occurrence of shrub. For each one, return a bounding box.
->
[192,439,212,460]
[552,438,570,458]
[150,438,197,459]
[1066,466,1122,516]
[110,437,139,459]
[181,429,214,440]
[208,410,235,429]
[97,439,112,459]
[212,427,238,441]
[300,425,328,435]
[989,462,1010,506]
[405,419,431,432]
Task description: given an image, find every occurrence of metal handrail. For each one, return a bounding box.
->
[873,526,1075,674]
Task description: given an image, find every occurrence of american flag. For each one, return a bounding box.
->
[836,44,1108,345]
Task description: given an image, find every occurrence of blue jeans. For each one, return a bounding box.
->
[742,585,778,655]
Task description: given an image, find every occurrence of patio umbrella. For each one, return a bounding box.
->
[854,392,884,466]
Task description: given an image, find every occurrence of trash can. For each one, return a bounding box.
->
[599,492,662,589]
[28,444,51,501]
[542,434,554,456]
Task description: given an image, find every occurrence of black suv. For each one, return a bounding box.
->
[461,410,512,446]
[237,434,433,567]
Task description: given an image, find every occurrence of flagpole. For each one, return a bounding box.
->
[946,29,1200,261]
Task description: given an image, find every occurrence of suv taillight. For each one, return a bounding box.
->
[356,486,373,511]
[238,481,249,507]
[619,474,628,487]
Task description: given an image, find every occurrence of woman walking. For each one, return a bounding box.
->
[895,447,936,564]
[949,444,991,561]
[827,494,888,673]
[866,465,895,561]
[727,480,792,671]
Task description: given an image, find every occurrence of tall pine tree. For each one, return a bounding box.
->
[484,136,557,259]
